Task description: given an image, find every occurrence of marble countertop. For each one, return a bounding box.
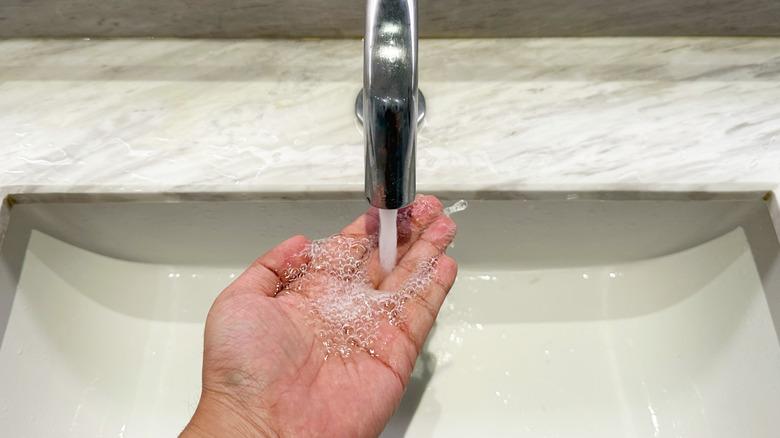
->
[1,37,779,205]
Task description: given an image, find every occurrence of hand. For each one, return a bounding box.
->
[181,196,458,438]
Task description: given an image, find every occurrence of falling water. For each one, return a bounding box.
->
[378,208,398,272]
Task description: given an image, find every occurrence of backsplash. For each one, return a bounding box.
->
[1,0,779,38]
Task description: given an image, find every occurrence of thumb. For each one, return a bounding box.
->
[221,235,310,299]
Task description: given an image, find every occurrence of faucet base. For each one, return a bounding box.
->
[355,90,426,126]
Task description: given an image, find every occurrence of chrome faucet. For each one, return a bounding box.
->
[356,0,426,210]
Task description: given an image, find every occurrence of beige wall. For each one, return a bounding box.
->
[1,0,779,38]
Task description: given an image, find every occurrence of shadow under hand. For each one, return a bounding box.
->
[380,328,442,438]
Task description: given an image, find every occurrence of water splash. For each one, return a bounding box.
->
[279,234,437,358]
[444,199,468,216]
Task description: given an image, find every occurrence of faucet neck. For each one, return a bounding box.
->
[363,0,418,210]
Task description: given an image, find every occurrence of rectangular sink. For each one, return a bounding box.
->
[1,194,779,437]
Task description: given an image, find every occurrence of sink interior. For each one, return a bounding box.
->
[1,195,779,437]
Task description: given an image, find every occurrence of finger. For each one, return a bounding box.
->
[340,207,380,237]
[340,195,445,286]
[395,195,445,260]
[401,255,458,352]
[224,235,310,298]
[364,195,444,285]
[367,255,458,372]
[380,214,456,291]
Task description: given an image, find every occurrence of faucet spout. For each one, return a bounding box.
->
[363,0,418,210]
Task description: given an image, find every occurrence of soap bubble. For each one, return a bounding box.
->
[279,234,437,358]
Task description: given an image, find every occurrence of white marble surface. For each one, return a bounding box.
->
[1,37,779,203]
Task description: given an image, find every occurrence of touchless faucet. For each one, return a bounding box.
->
[356,0,426,210]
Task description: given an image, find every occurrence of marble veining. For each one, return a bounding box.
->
[2,38,780,198]
[1,37,780,245]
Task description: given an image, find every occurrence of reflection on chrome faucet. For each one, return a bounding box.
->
[360,0,424,210]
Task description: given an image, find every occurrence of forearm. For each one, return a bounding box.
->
[181,391,280,438]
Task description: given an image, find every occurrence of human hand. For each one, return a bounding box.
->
[181,195,458,438]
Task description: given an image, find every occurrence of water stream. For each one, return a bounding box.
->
[378,208,398,272]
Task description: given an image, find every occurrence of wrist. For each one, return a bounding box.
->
[181,390,280,438]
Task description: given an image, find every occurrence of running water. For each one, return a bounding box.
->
[274,197,466,358]
[378,208,398,272]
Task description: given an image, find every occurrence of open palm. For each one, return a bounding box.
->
[182,196,458,438]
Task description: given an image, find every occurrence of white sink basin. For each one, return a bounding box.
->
[1,195,779,437]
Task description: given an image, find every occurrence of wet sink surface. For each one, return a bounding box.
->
[1,196,780,437]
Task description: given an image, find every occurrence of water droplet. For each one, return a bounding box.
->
[443,199,468,216]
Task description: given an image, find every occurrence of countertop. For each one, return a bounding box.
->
[2,37,780,239]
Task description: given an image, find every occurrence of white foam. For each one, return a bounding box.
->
[280,234,437,358]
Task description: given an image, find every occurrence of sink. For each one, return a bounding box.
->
[1,194,780,437]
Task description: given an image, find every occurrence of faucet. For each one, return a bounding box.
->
[357,0,426,210]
